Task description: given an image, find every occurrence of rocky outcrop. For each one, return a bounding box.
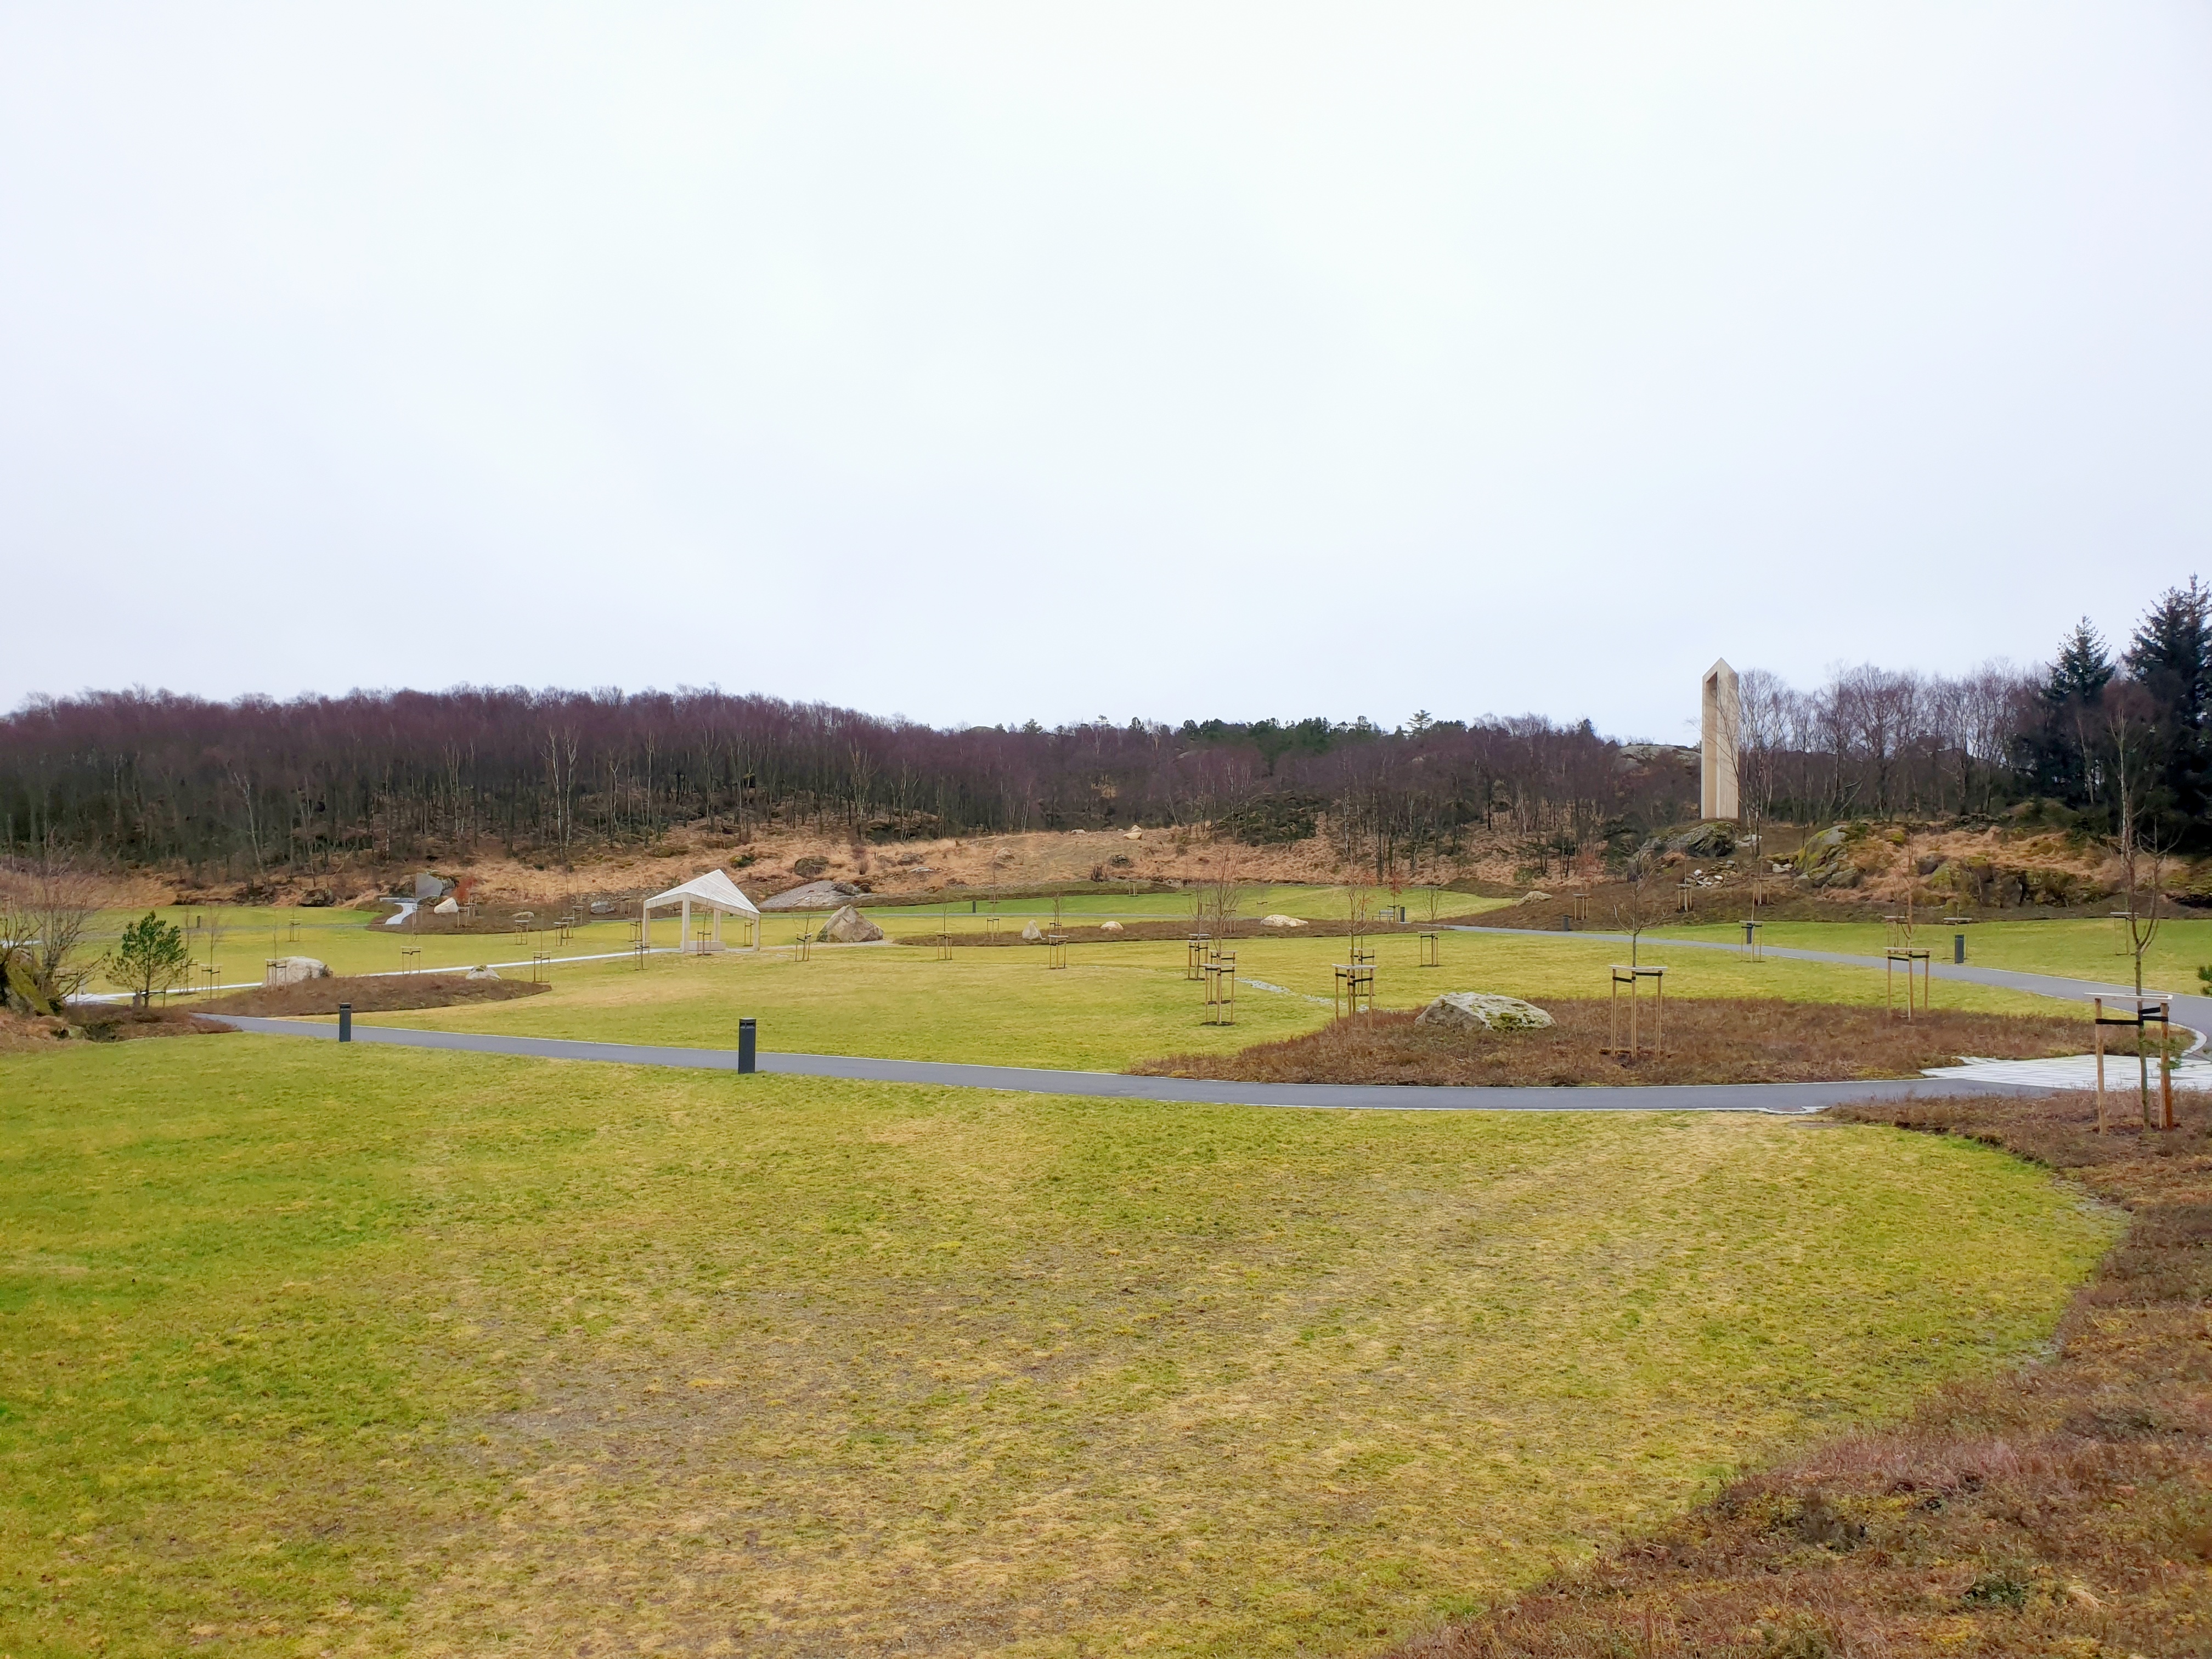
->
[1794,823,1856,885]
[1669,822,1736,858]
[762,880,867,912]
[1415,992,1555,1033]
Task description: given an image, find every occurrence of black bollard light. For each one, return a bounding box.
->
[738,1017,756,1074]
[1954,932,1966,965]
[338,1001,353,1043]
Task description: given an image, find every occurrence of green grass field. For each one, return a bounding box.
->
[366,930,2085,1071]
[1,1037,2118,1658]
[81,887,1498,996]
[1653,915,2212,990]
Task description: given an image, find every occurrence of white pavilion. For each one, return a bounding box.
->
[641,869,760,954]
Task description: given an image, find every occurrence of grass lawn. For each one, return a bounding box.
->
[1651,915,2212,990]
[79,907,622,993]
[82,889,1502,998]
[1,1038,2116,1658]
[369,931,2086,1071]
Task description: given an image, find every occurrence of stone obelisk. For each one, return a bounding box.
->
[1700,659,1739,822]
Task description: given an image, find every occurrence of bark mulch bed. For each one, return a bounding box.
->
[1382,1091,2212,1658]
[1133,1000,2096,1087]
[205,973,550,1018]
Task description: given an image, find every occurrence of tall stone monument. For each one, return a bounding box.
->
[1700,658,1740,822]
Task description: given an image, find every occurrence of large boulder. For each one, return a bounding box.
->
[1020,919,1045,942]
[267,956,331,985]
[1259,914,1307,929]
[818,905,884,944]
[1415,992,1554,1033]
[464,966,501,981]
[432,896,460,915]
[1098,919,1125,933]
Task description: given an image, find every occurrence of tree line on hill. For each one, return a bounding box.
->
[1736,579,2212,850]
[0,690,1680,883]
[2,580,2205,880]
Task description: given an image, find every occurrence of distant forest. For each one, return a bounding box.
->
[4,581,2208,877]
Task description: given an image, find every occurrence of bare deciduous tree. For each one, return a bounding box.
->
[1609,852,1663,969]
[1201,856,1245,940]
[1343,876,1375,958]
[0,850,110,1014]
[2105,684,2174,1126]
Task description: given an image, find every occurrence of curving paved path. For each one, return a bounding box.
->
[216,932,2189,1116]
[217,1015,2039,1115]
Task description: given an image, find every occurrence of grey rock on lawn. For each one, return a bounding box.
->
[1260,914,1307,929]
[819,905,885,944]
[1020,919,1045,942]
[1416,992,1555,1032]
[464,966,501,980]
[1099,919,1124,933]
[266,956,331,986]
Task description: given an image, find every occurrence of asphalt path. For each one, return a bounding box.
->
[215,927,2188,1115]
[217,1015,2039,1115]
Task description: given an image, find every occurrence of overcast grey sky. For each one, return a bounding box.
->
[4,4,2209,741]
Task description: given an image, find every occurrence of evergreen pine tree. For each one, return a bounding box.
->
[2021,619,2114,806]
[2124,578,2212,839]
[108,911,190,1003]
[2045,618,2114,707]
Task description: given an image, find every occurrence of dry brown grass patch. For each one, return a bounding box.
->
[1135,999,2092,1087]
